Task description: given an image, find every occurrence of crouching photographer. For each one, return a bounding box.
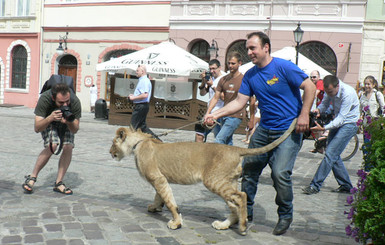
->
[22,83,81,195]
[306,111,334,154]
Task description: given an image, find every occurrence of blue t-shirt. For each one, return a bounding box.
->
[239,57,308,130]
[134,76,152,103]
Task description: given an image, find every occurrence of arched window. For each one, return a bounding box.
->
[11,45,27,89]
[59,55,77,66]
[190,40,210,62]
[226,40,250,71]
[105,49,134,61]
[300,41,337,75]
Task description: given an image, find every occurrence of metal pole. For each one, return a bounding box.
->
[295,42,299,65]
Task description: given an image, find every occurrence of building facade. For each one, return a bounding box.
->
[359,0,385,89]
[169,0,366,88]
[0,0,369,110]
[42,0,170,111]
[0,0,43,107]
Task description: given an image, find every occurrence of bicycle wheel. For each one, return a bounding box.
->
[341,134,359,161]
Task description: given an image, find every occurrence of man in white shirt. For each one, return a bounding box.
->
[129,65,159,140]
[195,59,226,142]
[303,75,360,195]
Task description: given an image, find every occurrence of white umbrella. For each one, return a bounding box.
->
[96,41,208,78]
[239,47,330,78]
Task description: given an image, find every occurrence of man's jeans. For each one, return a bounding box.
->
[310,123,357,191]
[241,126,301,219]
[215,117,241,145]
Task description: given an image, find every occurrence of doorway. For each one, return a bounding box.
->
[58,55,77,92]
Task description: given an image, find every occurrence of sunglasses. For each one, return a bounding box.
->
[310,76,317,79]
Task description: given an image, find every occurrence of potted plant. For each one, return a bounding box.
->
[345,114,385,244]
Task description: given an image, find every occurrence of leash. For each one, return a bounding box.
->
[158,118,221,137]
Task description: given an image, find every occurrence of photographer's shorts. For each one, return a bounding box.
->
[41,124,75,148]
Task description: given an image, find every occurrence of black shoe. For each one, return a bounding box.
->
[332,186,351,193]
[247,214,253,222]
[273,218,292,235]
[302,186,319,195]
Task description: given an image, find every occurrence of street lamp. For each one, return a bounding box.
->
[208,39,219,58]
[56,32,69,55]
[293,22,304,65]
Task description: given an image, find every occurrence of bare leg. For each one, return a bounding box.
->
[24,146,55,191]
[55,144,73,193]
[195,133,204,143]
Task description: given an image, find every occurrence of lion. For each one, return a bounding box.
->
[110,119,297,235]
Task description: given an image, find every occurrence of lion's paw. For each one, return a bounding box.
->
[148,204,163,213]
[167,219,182,230]
[211,220,230,230]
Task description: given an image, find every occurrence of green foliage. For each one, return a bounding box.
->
[347,117,385,244]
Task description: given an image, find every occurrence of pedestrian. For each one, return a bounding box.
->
[359,75,385,119]
[22,83,82,195]
[195,59,226,142]
[129,65,160,140]
[358,75,385,171]
[90,84,98,113]
[302,75,360,195]
[309,70,327,154]
[204,52,246,145]
[204,31,315,235]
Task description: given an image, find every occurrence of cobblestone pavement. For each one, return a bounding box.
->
[0,106,361,245]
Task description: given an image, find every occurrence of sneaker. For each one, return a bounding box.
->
[331,186,351,193]
[247,214,253,222]
[302,186,319,195]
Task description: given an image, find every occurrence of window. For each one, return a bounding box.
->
[0,0,5,17]
[300,41,337,75]
[226,40,250,71]
[17,0,30,16]
[190,40,210,62]
[11,45,27,89]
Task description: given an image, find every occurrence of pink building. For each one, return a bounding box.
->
[0,1,42,107]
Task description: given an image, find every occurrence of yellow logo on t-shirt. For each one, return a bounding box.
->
[267,75,279,85]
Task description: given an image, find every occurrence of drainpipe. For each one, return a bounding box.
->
[38,0,45,95]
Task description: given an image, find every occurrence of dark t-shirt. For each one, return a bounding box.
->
[34,90,82,119]
[216,73,245,118]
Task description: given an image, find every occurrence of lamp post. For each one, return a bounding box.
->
[208,39,219,58]
[293,22,304,65]
[56,32,69,55]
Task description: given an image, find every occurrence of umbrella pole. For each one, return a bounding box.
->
[164,75,168,119]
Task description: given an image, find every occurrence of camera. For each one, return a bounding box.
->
[309,112,334,128]
[60,106,75,122]
[204,71,212,80]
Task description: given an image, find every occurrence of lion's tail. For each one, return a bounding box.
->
[239,118,298,157]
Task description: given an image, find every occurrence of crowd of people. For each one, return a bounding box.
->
[22,31,385,237]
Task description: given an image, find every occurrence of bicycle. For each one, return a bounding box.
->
[308,132,359,161]
[302,112,360,161]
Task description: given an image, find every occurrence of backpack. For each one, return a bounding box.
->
[374,91,384,116]
[40,74,75,94]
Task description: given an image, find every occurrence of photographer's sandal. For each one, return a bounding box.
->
[22,175,37,194]
[53,181,73,195]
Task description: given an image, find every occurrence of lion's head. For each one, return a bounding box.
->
[110,127,133,161]
[110,126,153,161]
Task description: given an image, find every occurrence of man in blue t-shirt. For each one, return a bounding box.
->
[129,65,159,140]
[204,32,315,235]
